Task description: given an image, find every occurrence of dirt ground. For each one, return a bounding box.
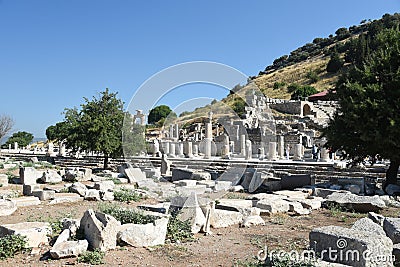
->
[0,168,398,267]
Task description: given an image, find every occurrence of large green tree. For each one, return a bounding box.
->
[324,28,400,188]
[148,105,176,125]
[63,89,125,169]
[46,121,69,141]
[3,131,34,148]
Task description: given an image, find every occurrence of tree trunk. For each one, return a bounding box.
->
[384,159,400,189]
[103,154,109,170]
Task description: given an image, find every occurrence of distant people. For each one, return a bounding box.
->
[312,144,318,160]
[285,144,290,160]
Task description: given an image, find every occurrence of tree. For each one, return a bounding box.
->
[0,115,14,143]
[3,131,33,148]
[326,52,344,73]
[46,121,69,141]
[63,89,125,169]
[147,105,176,125]
[290,85,318,100]
[324,28,400,188]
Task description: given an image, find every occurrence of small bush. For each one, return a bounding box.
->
[0,234,27,260]
[0,163,3,169]
[273,81,286,90]
[77,249,105,265]
[108,178,122,185]
[166,212,194,243]
[99,203,158,224]
[113,187,143,202]
[306,70,320,83]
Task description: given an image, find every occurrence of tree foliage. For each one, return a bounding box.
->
[324,28,400,187]
[63,89,125,169]
[288,84,318,100]
[46,121,69,141]
[147,105,176,125]
[0,115,14,143]
[3,131,34,148]
[326,52,344,73]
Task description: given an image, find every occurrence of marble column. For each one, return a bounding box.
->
[169,143,176,157]
[277,135,285,159]
[222,135,230,157]
[14,142,18,151]
[245,140,252,160]
[258,147,265,160]
[320,147,330,162]
[240,134,246,157]
[268,142,277,160]
[186,142,193,158]
[293,144,303,160]
[178,142,184,157]
[204,122,212,159]
[193,144,199,156]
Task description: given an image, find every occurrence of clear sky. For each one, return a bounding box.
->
[0,0,399,138]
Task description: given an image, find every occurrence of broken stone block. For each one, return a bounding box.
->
[343,184,361,195]
[124,168,146,183]
[61,218,80,236]
[70,182,87,197]
[281,174,311,190]
[230,185,244,192]
[54,229,71,246]
[117,217,169,247]
[256,198,290,213]
[64,168,92,182]
[240,215,265,227]
[172,168,211,181]
[94,180,115,192]
[80,209,121,251]
[23,184,41,196]
[49,193,83,205]
[325,192,386,212]
[174,179,198,187]
[41,170,62,184]
[84,189,101,201]
[287,201,310,215]
[385,184,400,196]
[215,199,254,214]
[313,188,347,198]
[0,174,8,187]
[338,177,365,194]
[138,203,170,214]
[11,196,41,207]
[50,240,88,259]
[352,217,386,237]
[309,225,393,267]
[32,190,55,200]
[368,212,385,227]
[176,185,207,197]
[0,222,51,247]
[293,198,322,210]
[214,181,232,191]
[20,167,40,185]
[100,190,114,201]
[210,209,243,228]
[274,190,310,199]
[177,192,206,233]
[0,199,17,216]
[384,217,400,244]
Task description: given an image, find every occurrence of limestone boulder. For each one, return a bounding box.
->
[383,217,400,244]
[0,199,17,216]
[117,217,169,247]
[41,170,62,184]
[80,209,121,251]
[310,225,393,266]
[20,167,41,185]
[0,174,8,187]
[50,240,88,259]
[325,192,386,212]
[210,209,243,228]
[70,182,87,197]
[240,215,265,228]
[256,198,290,214]
[176,192,206,233]
[84,189,101,201]
[0,222,51,247]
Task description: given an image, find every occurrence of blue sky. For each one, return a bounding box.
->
[0,0,399,138]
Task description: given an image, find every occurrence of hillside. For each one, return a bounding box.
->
[170,13,400,126]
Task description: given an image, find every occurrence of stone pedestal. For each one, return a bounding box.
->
[185,142,193,158]
[268,142,277,160]
[169,143,176,157]
[193,145,199,156]
[178,142,184,157]
[320,148,330,162]
[293,144,303,160]
[277,136,285,159]
[245,140,252,160]
[240,135,246,157]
